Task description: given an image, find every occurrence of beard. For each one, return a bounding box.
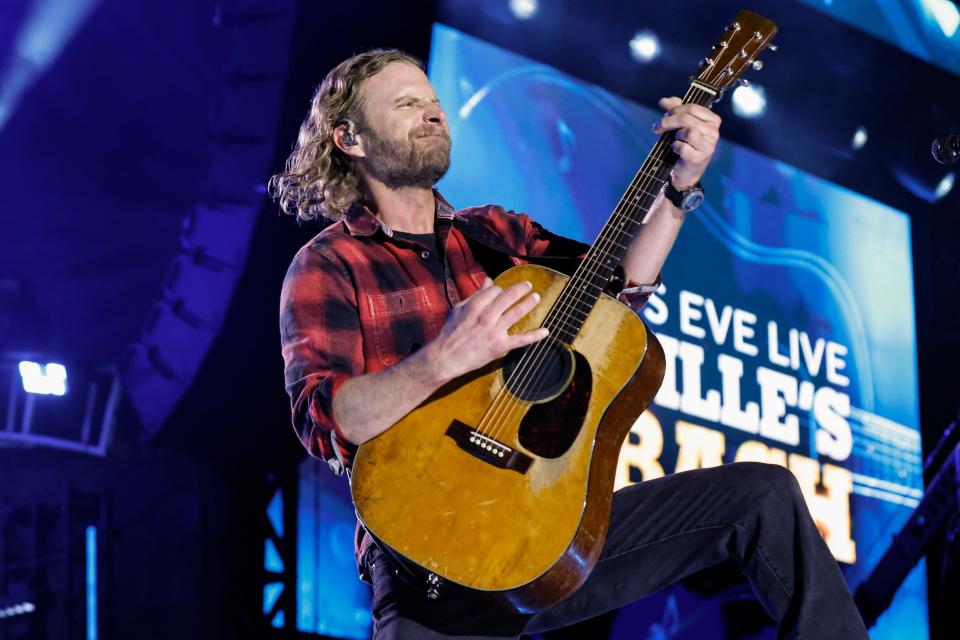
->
[361,123,451,190]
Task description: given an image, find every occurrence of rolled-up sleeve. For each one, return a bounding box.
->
[616,272,662,312]
[279,245,363,473]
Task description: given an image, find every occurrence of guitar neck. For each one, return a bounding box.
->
[543,83,718,344]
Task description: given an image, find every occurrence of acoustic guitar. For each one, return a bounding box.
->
[351,10,778,613]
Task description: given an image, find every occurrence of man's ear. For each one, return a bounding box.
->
[332,120,364,158]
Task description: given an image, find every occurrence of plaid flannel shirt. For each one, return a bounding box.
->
[279,192,660,474]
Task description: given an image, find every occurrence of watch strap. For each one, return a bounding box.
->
[664,178,704,211]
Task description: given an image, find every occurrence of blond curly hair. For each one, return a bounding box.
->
[269,49,424,222]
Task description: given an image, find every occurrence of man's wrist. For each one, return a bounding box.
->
[664,176,705,212]
[669,169,698,191]
[406,340,453,388]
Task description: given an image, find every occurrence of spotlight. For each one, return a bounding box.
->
[0,0,103,132]
[629,30,661,63]
[851,126,868,150]
[0,600,36,619]
[935,172,955,200]
[731,84,767,119]
[18,361,68,395]
[922,0,960,37]
[509,0,537,20]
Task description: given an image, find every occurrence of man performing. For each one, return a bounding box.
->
[274,49,869,639]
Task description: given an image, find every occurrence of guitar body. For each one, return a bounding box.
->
[350,264,666,612]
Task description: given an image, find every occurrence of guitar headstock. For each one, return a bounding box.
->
[696,10,778,94]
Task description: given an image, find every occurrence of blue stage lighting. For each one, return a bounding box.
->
[0,600,36,619]
[934,172,955,200]
[629,30,661,63]
[0,0,103,132]
[731,84,767,119]
[86,525,98,640]
[509,0,537,20]
[18,361,67,396]
[923,0,960,37]
[851,126,868,150]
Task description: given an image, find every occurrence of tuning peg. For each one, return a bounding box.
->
[738,78,750,87]
[767,44,778,52]
[751,60,764,71]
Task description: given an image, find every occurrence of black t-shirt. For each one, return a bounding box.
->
[392,230,444,280]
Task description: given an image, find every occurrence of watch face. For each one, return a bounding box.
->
[682,190,704,211]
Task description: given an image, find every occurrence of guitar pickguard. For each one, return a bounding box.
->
[517,350,592,458]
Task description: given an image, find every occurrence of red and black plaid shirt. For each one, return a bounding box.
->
[279,192,658,473]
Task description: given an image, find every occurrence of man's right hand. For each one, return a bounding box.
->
[426,278,549,385]
[332,278,548,446]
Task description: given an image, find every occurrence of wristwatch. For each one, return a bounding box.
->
[664,178,705,212]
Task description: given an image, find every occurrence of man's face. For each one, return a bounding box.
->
[354,61,451,189]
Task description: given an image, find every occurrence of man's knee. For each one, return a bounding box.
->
[728,462,804,507]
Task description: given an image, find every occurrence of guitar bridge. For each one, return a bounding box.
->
[445,420,532,474]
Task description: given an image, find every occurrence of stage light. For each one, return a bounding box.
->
[629,30,661,63]
[852,126,868,150]
[0,0,103,132]
[0,601,36,619]
[731,84,767,119]
[509,0,537,20]
[934,172,954,200]
[922,0,960,37]
[87,525,98,640]
[18,361,68,396]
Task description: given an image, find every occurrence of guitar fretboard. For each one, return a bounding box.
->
[544,85,717,343]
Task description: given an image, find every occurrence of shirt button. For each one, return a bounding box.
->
[421,250,431,259]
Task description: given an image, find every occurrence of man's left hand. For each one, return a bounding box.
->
[652,96,721,190]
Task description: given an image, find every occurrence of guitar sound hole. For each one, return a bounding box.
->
[518,350,592,459]
[502,337,574,402]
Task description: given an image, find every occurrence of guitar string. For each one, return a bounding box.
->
[475,38,750,443]
[475,161,667,445]
[477,83,711,444]
[483,83,723,446]
[477,109,680,445]
[476,83,714,446]
[479,144,670,443]
[484,52,758,442]
[482,79,723,444]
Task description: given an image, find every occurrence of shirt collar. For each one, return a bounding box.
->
[342,189,455,238]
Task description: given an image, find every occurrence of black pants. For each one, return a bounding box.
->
[366,462,869,639]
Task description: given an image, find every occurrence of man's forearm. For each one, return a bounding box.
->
[331,279,546,447]
[621,192,686,286]
[623,91,719,284]
[331,342,449,446]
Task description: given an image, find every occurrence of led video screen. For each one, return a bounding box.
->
[427,23,926,639]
